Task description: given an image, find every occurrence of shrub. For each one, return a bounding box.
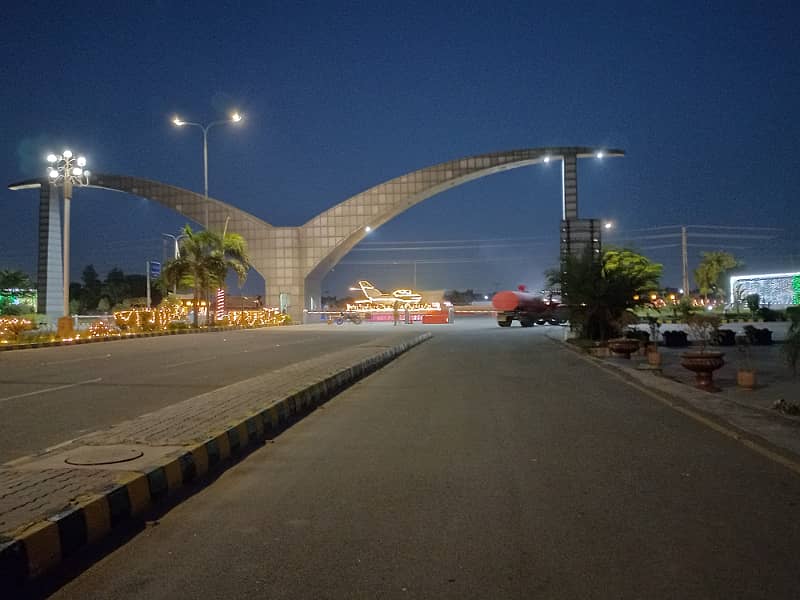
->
[744,325,773,345]
[758,307,781,322]
[686,314,721,352]
[714,329,736,346]
[624,329,649,342]
[662,330,689,347]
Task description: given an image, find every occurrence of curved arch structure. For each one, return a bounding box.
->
[11,146,622,323]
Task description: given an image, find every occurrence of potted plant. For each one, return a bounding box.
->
[624,327,650,355]
[735,334,756,389]
[607,336,641,359]
[714,328,736,346]
[680,314,725,392]
[645,317,662,365]
[783,307,800,377]
[662,329,688,347]
[744,325,773,345]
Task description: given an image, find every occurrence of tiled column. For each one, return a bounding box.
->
[37,184,63,326]
[561,153,578,219]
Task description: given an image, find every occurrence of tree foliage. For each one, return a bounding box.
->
[0,269,32,292]
[694,251,740,300]
[0,269,35,315]
[546,248,662,341]
[161,224,250,327]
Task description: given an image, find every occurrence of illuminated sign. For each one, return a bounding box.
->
[345,280,443,313]
[730,272,800,306]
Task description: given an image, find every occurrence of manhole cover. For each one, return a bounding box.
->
[65,447,144,466]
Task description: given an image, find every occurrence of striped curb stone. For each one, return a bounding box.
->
[0,332,431,586]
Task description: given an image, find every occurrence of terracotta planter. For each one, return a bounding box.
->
[647,350,662,367]
[607,338,640,359]
[680,351,725,392]
[737,368,756,390]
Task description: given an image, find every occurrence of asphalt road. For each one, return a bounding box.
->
[46,320,800,599]
[0,324,415,463]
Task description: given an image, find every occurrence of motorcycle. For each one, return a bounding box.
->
[334,312,362,325]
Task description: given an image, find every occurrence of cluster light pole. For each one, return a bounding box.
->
[47,150,90,317]
[171,112,243,229]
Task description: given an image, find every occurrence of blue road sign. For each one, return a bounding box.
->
[149,261,161,279]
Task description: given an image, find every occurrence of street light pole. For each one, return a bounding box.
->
[162,232,187,294]
[47,150,90,317]
[172,112,243,230]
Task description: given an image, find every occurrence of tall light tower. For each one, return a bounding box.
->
[171,112,243,229]
[47,150,90,317]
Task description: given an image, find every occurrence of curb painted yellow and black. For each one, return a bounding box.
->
[0,332,432,586]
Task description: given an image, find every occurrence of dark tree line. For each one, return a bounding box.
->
[70,265,161,313]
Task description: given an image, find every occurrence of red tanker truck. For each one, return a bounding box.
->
[491,286,553,327]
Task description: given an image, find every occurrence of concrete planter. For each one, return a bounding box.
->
[607,338,640,359]
[680,351,725,392]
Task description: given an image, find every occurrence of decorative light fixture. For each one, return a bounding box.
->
[47,150,91,317]
[171,111,244,229]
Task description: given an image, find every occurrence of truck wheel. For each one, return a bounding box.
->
[498,319,512,327]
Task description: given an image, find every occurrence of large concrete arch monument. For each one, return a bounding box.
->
[10,146,622,323]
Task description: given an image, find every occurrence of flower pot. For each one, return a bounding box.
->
[737,368,756,389]
[647,350,662,367]
[607,338,640,359]
[680,351,725,392]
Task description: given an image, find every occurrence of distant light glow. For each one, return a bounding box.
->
[231,112,242,122]
[365,226,372,232]
[543,156,550,163]
[72,167,82,176]
[48,169,59,178]
[730,272,800,306]
[77,156,87,167]
[46,154,57,163]
[172,117,184,126]
[596,151,604,159]
[63,149,72,158]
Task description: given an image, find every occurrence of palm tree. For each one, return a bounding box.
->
[694,251,739,301]
[547,248,662,341]
[161,225,250,327]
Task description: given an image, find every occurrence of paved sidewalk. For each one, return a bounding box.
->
[595,343,800,458]
[0,332,431,586]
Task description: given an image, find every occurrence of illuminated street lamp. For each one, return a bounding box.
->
[162,232,188,294]
[171,112,243,229]
[47,150,90,317]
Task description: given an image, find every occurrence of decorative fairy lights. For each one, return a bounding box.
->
[345,280,438,312]
[216,288,226,322]
[730,272,800,306]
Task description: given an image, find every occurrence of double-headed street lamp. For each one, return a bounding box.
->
[47,150,90,317]
[172,112,243,229]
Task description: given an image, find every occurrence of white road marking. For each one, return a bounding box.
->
[0,377,103,404]
[40,353,113,366]
[163,356,219,369]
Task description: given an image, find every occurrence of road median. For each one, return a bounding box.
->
[0,332,431,586]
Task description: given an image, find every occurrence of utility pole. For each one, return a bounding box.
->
[681,226,689,294]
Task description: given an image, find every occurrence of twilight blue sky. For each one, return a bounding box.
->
[2,1,798,298]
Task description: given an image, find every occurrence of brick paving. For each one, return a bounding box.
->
[0,333,428,542]
[0,469,121,534]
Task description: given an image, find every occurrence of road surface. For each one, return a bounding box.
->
[0,324,412,463]
[46,320,800,599]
